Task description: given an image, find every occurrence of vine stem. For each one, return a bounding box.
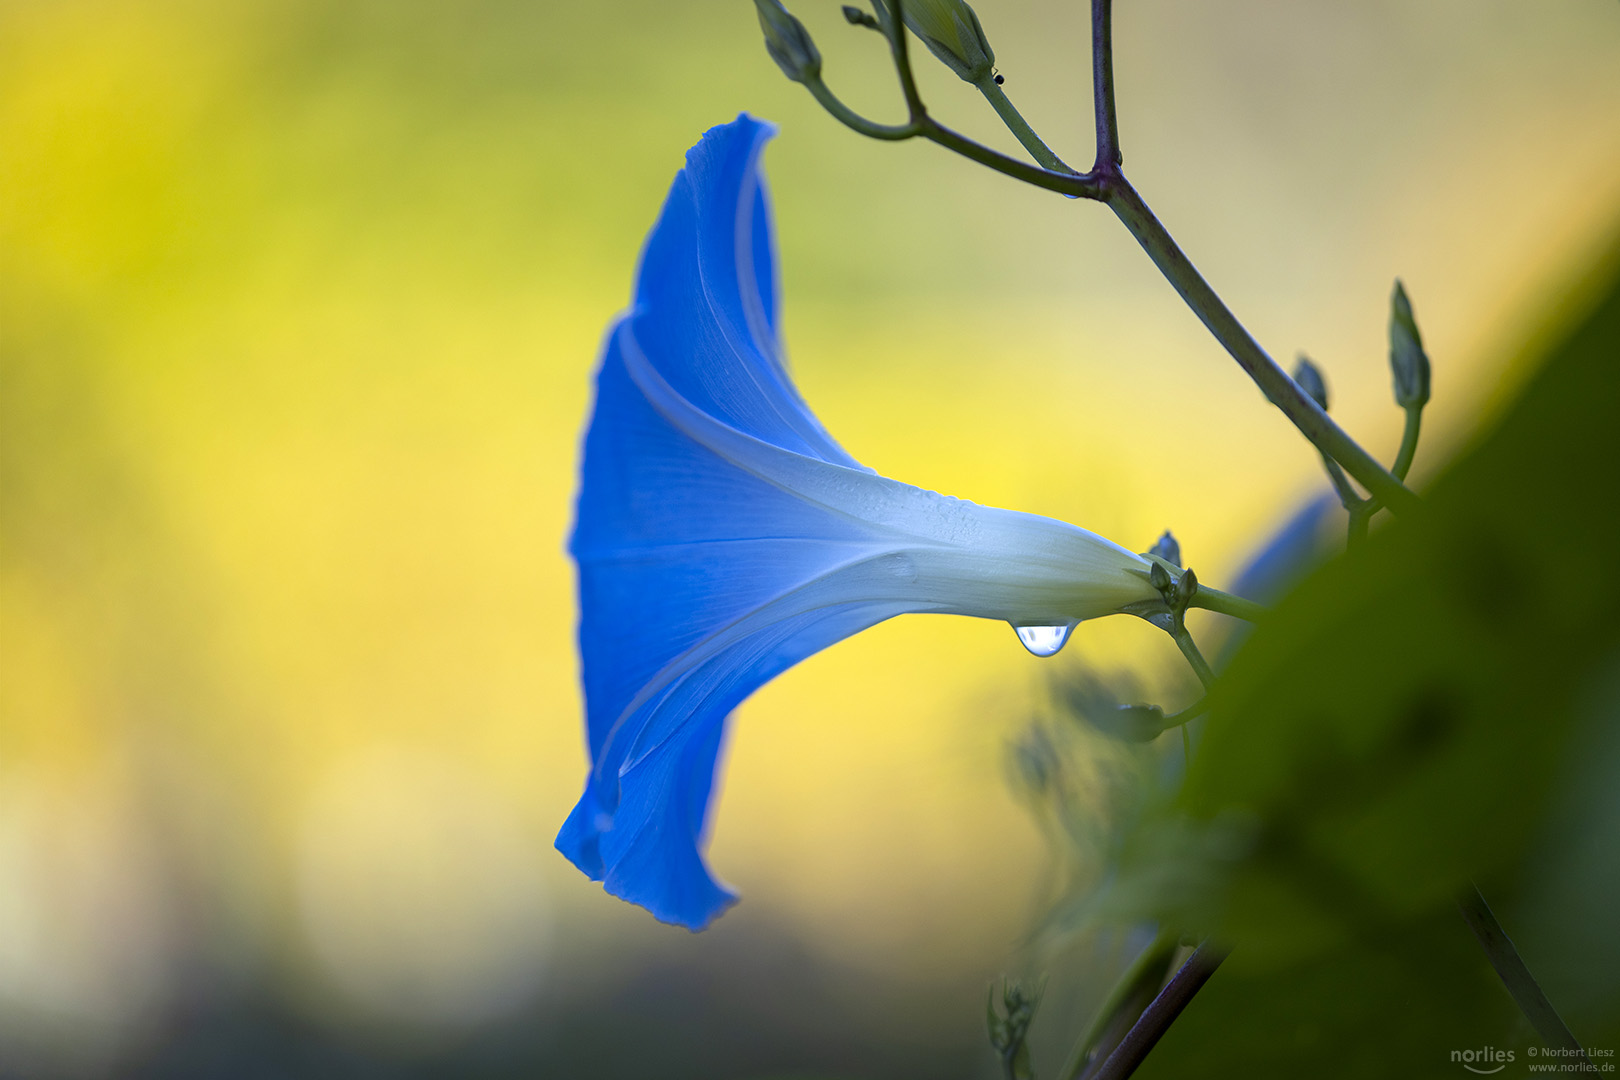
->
[1316,395,1425,548]
[975,75,1075,174]
[1088,942,1227,1080]
[1458,884,1591,1065]
[1082,0,1414,514]
[1391,404,1423,481]
[922,118,1106,198]
[1059,931,1178,1080]
[1187,585,1266,623]
[1171,628,1216,690]
[893,0,1102,199]
[803,79,917,140]
[1091,0,1120,168]
[884,0,926,119]
[798,0,1422,515]
[1103,177,1420,516]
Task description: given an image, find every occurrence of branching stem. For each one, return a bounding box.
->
[1318,396,1425,546]
[921,118,1106,197]
[976,75,1075,173]
[1392,404,1423,481]
[804,0,1423,514]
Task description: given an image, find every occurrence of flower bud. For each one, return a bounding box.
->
[1106,703,1169,743]
[1389,279,1431,410]
[841,4,880,29]
[880,0,995,83]
[1292,354,1330,412]
[754,0,821,84]
[1148,529,1181,568]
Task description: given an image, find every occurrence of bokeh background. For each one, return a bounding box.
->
[3,1,1619,1076]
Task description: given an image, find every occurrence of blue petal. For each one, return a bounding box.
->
[570,322,889,770]
[1229,494,1337,604]
[559,598,911,929]
[629,116,856,468]
[561,116,899,929]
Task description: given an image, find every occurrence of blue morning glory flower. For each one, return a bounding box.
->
[558,114,1161,930]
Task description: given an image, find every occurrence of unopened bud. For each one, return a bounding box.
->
[1148,530,1181,568]
[1389,280,1431,410]
[1149,561,1173,594]
[755,0,821,84]
[1292,354,1330,412]
[879,0,995,83]
[1105,703,1168,743]
[842,4,880,29]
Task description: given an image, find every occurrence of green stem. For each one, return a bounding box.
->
[1104,177,1420,517]
[825,0,1416,516]
[920,119,1107,198]
[1089,942,1227,1080]
[1163,698,1207,728]
[1319,453,1362,511]
[1315,453,1376,549]
[1090,0,1120,168]
[975,75,1076,173]
[1346,504,1372,549]
[1187,585,1266,624]
[804,79,918,141]
[887,0,1105,197]
[1060,931,1178,1080]
[1172,628,1216,691]
[885,0,927,119]
[1458,883,1590,1064]
[1391,404,1423,481]
[1330,402,1423,548]
[799,71,1102,195]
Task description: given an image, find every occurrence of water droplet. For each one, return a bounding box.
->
[1011,621,1077,658]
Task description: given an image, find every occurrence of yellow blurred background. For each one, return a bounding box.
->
[3,0,1618,1074]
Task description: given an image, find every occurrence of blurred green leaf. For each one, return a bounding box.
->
[1104,238,1620,971]
[1136,907,1526,1080]
[1055,236,1620,1080]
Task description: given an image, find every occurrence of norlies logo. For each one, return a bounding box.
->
[1453,1047,1516,1074]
